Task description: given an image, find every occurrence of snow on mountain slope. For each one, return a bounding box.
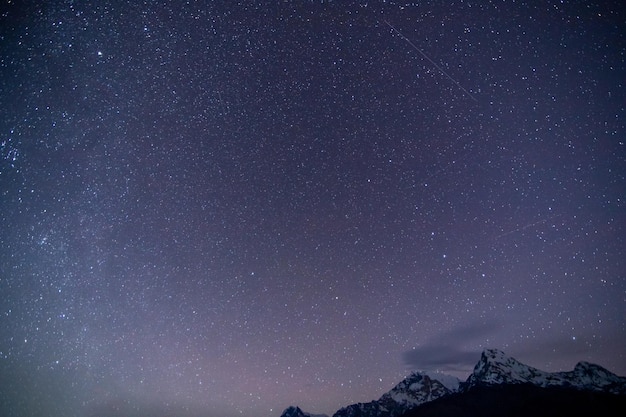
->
[332,372,460,417]
[278,348,626,417]
[464,348,626,394]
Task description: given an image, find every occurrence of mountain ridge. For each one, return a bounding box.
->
[331,371,460,417]
[463,348,626,395]
[279,348,626,417]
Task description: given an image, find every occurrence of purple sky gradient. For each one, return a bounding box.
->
[1,2,624,416]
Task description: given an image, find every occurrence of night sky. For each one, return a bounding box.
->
[1,1,625,417]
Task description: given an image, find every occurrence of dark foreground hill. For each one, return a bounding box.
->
[401,383,626,417]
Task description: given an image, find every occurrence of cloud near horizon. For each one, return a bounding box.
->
[403,321,501,373]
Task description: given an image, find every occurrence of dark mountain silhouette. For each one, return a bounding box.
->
[401,384,626,417]
[280,349,626,417]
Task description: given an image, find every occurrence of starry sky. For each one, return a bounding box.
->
[1,1,624,416]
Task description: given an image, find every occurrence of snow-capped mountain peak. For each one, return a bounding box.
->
[568,361,626,394]
[382,371,461,404]
[464,348,626,395]
[332,371,459,417]
[464,348,539,386]
[278,349,626,417]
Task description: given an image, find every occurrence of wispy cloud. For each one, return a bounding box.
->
[402,320,501,374]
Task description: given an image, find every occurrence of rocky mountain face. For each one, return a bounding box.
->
[332,372,459,417]
[463,348,626,395]
[281,349,626,417]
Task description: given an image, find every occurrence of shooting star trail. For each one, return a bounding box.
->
[494,218,551,240]
[384,20,478,102]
